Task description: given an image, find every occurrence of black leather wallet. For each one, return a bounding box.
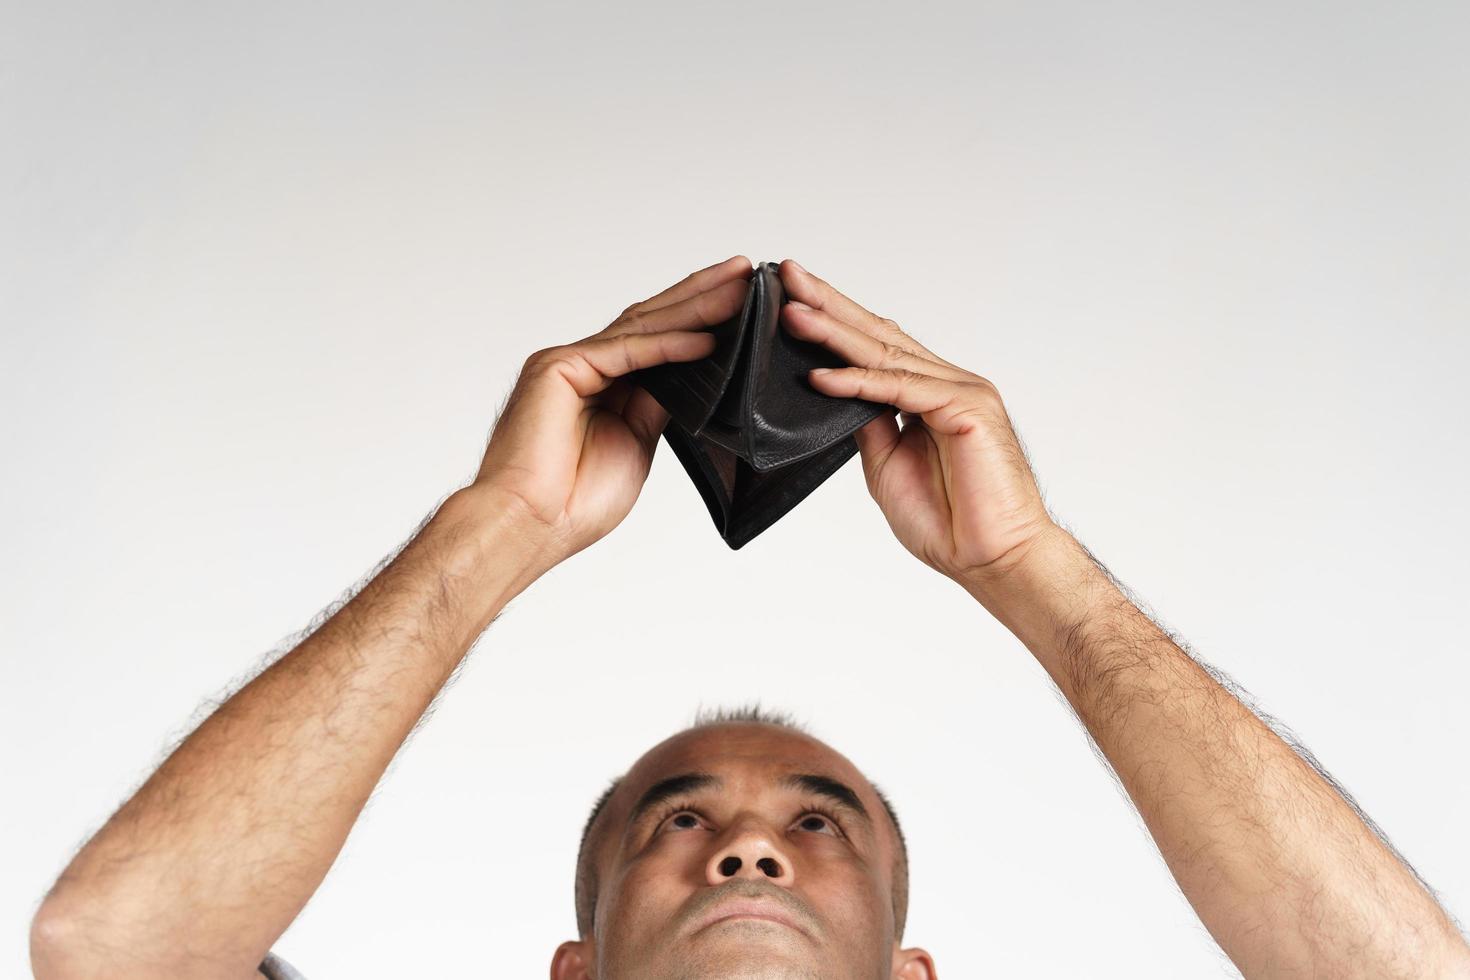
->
[628,260,893,549]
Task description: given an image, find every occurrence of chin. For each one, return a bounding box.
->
[673,925,824,980]
[673,960,820,980]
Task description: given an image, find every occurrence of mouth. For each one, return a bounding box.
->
[689,900,811,940]
[702,912,800,931]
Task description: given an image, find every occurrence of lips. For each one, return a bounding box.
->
[691,898,809,938]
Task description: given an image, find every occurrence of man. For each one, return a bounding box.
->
[29,256,1470,979]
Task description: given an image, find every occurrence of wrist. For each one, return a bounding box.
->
[957,523,1117,657]
[427,485,557,613]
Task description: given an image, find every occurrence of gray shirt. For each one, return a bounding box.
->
[259,951,307,979]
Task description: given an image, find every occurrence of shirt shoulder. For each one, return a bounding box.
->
[259,951,308,980]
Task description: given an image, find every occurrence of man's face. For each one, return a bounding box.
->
[556,723,932,980]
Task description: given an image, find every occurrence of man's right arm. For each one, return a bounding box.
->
[29,486,549,979]
[29,254,753,979]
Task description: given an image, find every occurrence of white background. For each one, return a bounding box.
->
[4,2,1467,976]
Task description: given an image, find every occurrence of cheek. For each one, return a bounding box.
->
[798,843,892,944]
[599,839,706,942]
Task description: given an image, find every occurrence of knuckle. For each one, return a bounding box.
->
[877,337,908,363]
[619,337,640,375]
[527,344,576,372]
[690,291,715,327]
[971,376,1001,400]
[622,308,648,333]
[877,316,908,338]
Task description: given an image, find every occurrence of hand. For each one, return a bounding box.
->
[470,254,753,569]
[777,258,1060,584]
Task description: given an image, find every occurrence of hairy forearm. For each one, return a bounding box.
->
[963,527,1470,979]
[32,486,547,979]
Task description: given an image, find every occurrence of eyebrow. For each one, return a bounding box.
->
[782,773,872,825]
[623,770,873,832]
[626,772,721,830]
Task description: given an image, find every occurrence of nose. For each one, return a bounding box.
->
[704,817,796,888]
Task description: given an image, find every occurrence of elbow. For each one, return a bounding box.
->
[30,892,99,980]
[30,885,171,980]
[31,883,270,980]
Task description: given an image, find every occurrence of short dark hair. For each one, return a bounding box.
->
[572,703,910,941]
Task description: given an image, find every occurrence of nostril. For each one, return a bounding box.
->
[718,856,741,876]
[757,857,781,877]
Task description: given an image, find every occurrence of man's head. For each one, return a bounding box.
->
[551,705,936,980]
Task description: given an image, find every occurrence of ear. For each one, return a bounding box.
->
[550,939,594,980]
[891,943,938,980]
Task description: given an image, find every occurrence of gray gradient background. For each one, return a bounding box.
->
[4,2,1468,976]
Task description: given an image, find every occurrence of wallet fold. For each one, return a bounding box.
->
[628,260,893,549]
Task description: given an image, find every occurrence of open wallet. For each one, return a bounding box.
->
[627,260,894,550]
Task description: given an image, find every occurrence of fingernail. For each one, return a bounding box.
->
[784,258,807,274]
[788,300,812,310]
[810,367,832,376]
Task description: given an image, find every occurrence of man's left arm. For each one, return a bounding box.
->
[961,520,1470,978]
[773,257,1470,978]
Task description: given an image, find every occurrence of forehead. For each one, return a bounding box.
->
[633,723,862,782]
[606,723,891,847]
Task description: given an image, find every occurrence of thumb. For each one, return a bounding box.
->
[852,411,901,487]
[621,385,672,455]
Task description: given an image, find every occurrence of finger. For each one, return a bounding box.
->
[852,411,902,482]
[621,383,671,452]
[604,277,748,337]
[778,258,885,330]
[782,300,972,382]
[627,254,752,316]
[544,330,718,399]
[778,259,955,367]
[601,377,635,415]
[807,366,988,437]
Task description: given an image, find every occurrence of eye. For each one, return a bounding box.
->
[794,810,840,836]
[657,808,705,833]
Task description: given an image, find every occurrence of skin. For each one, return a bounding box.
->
[552,722,933,980]
[30,255,1470,979]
